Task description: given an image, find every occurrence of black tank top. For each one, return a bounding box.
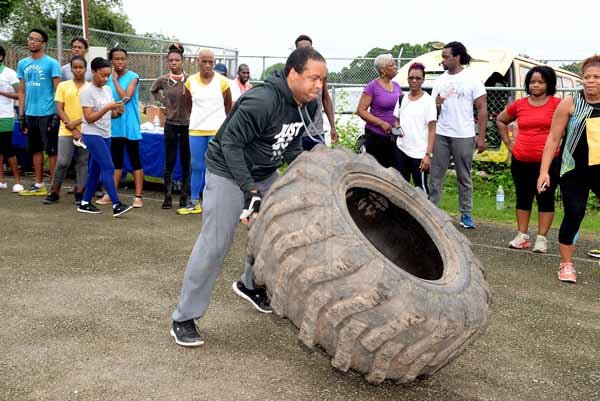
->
[561,93,600,175]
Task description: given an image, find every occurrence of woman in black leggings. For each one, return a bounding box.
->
[497,66,561,253]
[537,55,600,283]
[150,44,191,209]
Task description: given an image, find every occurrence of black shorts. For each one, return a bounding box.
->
[111,137,142,170]
[511,155,559,212]
[25,115,59,155]
[0,132,16,158]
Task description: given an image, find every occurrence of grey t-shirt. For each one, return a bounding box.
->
[80,84,113,138]
[303,89,324,137]
[61,63,93,82]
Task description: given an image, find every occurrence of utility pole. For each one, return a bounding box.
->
[56,10,62,63]
[81,0,90,41]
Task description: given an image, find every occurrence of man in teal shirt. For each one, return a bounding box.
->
[17,28,61,195]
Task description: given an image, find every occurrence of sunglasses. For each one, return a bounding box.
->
[408,76,424,81]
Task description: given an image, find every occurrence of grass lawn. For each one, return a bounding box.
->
[438,173,600,234]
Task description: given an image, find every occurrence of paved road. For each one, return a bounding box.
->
[1,184,598,401]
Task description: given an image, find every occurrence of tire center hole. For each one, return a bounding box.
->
[346,187,443,280]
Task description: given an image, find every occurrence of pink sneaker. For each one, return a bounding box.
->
[558,262,577,283]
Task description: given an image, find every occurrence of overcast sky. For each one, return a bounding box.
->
[122,0,598,70]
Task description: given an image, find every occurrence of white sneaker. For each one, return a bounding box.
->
[0,182,7,189]
[532,235,548,253]
[12,183,24,193]
[509,232,531,249]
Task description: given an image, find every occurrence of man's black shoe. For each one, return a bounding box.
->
[113,202,133,217]
[171,320,204,347]
[43,191,60,204]
[232,281,272,314]
[162,196,172,209]
[179,195,188,208]
[77,203,102,214]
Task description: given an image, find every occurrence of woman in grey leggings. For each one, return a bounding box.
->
[43,56,88,205]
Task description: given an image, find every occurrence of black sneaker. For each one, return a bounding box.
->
[232,281,272,314]
[77,203,102,214]
[74,192,83,206]
[170,320,204,347]
[162,196,172,209]
[113,202,133,218]
[43,191,60,204]
[179,196,188,208]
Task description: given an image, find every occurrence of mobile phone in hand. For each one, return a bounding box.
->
[391,127,404,137]
[121,97,131,103]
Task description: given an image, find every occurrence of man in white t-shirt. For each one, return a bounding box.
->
[0,45,24,192]
[430,41,488,229]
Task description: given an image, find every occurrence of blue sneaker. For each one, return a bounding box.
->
[459,213,476,229]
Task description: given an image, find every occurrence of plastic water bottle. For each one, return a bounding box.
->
[496,185,505,210]
[153,115,160,132]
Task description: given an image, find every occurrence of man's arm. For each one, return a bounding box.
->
[475,95,488,153]
[17,78,27,133]
[220,92,272,192]
[223,88,233,114]
[321,79,337,143]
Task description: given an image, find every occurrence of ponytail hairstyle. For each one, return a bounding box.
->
[91,57,111,71]
[443,41,472,66]
[168,43,184,58]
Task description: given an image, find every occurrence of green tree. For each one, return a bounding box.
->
[559,62,581,75]
[328,42,439,85]
[261,62,285,80]
[1,0,134,44]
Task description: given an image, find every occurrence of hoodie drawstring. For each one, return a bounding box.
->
[297,105,325,143]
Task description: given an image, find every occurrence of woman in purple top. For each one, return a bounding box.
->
[357,53,402,167]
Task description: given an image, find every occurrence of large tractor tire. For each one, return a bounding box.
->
[248,146,491,384]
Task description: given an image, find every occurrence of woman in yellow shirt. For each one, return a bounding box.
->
[177,48,232,214]
[44,55,88,205]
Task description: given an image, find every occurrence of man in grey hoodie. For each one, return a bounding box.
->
[171,47,327,347]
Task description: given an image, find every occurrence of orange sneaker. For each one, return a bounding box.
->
[558,262,577,283]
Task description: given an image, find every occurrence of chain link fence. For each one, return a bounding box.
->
[330,86,579,153]
[1,22,583,149]
[57,24,238,105]
[238,55,415,83]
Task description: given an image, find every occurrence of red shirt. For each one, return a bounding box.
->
[507,96,561,162]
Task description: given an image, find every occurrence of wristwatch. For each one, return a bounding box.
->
[425,152,434,158]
